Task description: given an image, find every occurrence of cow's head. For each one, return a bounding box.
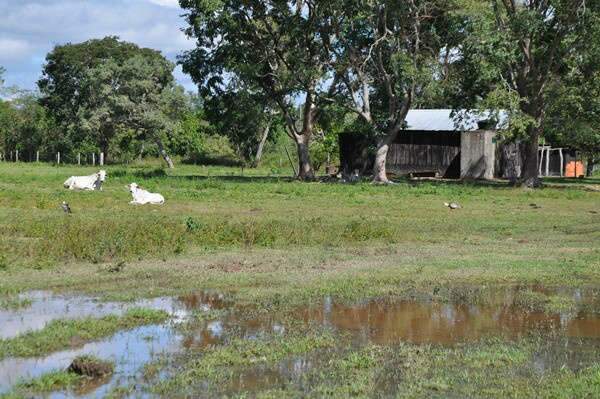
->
[98,170,107,182]
[128,183,138,193]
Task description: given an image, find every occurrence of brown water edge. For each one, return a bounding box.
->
[181,285,600,349]
[174,286,600,396]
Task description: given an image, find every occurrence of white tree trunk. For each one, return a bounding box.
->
[156,138,174,169]
[253,122,271,167]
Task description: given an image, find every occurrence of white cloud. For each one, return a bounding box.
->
[0,0,196,92]
[147,0,180,7]
[0,39,32,62]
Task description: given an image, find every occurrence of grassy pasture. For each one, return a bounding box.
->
[1,162,600,397]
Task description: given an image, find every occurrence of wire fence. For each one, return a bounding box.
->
[0,150,105,166]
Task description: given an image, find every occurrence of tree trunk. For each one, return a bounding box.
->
[586,157,595,177]
[100,141,109,165]
[372,131,398,183]
[296,137,314,180]
[253,122,271,167]
[519,128,542,188]
[155,138,174,169]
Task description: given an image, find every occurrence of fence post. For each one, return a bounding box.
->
[100,152,104,166]
[57,152,60,165]
[92,153,96,166]
[77,153,81,165]
[15,150,19,162]
[36,151,40,163]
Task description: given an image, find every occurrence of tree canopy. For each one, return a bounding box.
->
[38,36,188,167]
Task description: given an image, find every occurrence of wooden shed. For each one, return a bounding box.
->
[340,110,501,180]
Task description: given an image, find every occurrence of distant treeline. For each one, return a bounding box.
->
[2,0,600,182]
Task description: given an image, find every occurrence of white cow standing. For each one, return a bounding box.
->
[128,183,165,205]
[64,170,107,191]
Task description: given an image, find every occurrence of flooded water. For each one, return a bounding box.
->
[1,287,600,396]
[299,297,600,345]
[0,291,225,396]
[0,291,212,340]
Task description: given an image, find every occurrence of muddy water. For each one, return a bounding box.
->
[300,298,600,345]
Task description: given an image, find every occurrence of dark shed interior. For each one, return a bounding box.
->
[339,131,462,178]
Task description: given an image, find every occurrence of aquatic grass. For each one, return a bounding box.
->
[154,332,336,395]
[15,370,83,392]
[0,296,31,311]
[0,308,168,359]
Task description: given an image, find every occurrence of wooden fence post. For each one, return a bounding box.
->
[100,152,104,166]
[77,153,81,165]
[15,150,19,162]
[92,153,96,166]
[36,151,40,163]
[57,152,60,165]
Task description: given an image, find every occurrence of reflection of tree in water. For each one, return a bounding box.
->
[303,298,600,345]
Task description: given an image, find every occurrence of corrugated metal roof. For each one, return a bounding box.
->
[404,109,506,132]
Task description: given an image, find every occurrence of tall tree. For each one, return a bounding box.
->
[456,0,587,187]
[545,2,600,176]
[179,0,335,179]
[203,80,279,167]
[326,0,459,182]
[38,36,184,167]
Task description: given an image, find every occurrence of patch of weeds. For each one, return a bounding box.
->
[0,308,168,359]
[544,365,600,398]
[133,168,167,178]
[0,295,32,311]
[0,253,8,271]
[154,332,336,395]
[513,290,577,313]
[185,217,203,232]
[110,168,128,177]
[68,355,114,378]
[195,179,225,190]
[15,370,82,393]
[107,260,126,273]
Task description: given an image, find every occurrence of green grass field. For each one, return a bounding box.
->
[1,162,599,398]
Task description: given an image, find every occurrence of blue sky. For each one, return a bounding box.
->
[0,0,196,92]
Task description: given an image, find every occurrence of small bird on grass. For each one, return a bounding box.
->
[61,201,72,214]
[444,202,461,210]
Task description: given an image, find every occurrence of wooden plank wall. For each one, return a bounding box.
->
[387,131,461,177]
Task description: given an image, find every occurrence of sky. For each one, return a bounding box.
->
[0,0,197,93]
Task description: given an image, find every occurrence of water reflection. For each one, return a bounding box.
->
[1,286,600,397]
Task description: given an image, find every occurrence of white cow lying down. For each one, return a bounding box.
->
[128,183,165,205]
[64,170,107,191]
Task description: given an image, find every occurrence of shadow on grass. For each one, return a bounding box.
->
[542,177,600,185]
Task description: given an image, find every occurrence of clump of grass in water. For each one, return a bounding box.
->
[154,332,336,394]
[0,308,168,359]
[8,356,114,396]
[513,290,578,313]
[15,370,83,393]
[0,296,32,311]
[67,355,114,378]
